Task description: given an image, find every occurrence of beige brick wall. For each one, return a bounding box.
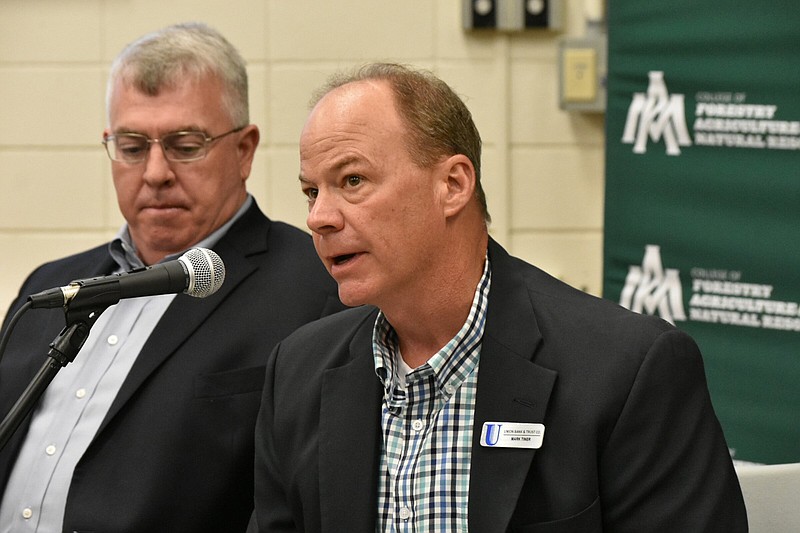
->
[0,0,605,321]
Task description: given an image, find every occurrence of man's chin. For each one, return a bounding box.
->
[336,284,374,308]
[133,232,193,262]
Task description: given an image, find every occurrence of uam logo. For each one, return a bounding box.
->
[620,245,687,325]
[622,71,692,156]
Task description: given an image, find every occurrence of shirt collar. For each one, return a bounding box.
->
[109,194,253,272]
[373,253,492,400]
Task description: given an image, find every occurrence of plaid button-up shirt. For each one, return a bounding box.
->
[374,258,491,532]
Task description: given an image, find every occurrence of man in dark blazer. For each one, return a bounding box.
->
[0,23,343,533]
[248,64,747,532]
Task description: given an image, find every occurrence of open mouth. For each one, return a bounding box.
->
[333,253,357,266]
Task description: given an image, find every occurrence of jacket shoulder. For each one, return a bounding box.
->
[9,245,112,303]
[271,306,377,368]
[283,305,377,344]
[488,240,676,362]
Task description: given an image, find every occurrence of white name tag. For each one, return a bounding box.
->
[479,422,545,449]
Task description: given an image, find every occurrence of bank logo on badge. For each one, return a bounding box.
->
[480,422,545,449]
[622,71,692,156]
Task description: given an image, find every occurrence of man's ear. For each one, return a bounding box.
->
[441,154,477,218]
[237,124,261,181]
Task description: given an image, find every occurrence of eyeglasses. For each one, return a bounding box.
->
[102,126,245,164]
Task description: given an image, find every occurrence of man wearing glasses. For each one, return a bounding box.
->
[0,23,343,532]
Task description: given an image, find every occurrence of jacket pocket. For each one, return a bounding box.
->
[512,496,601,532]
[193,365,266,398]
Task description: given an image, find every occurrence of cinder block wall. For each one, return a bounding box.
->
[0,0,605,319]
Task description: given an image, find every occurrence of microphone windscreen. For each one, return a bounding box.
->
[180,248,225,298]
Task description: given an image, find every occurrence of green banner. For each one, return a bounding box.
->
[603,1,799,464]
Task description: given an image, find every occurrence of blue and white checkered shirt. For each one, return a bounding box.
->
[374,257,491,533]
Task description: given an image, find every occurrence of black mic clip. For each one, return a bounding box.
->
[29,272,135,311]
[30,276,123,340]
[48,321,93,368]
[62,277,125,327]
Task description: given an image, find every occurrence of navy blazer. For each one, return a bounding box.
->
[0,200,345,533]
[250,238,746,532]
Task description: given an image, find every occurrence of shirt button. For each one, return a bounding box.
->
[411,419,424,432]
[45,445,57,456]
[22,508,33,519]
[398,506,412,520]
[107,335,119,345]
[75,388,87,399]
[444,384,456,395]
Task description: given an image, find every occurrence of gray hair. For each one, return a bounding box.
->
[106,22,249,126]
[310,63,489,223]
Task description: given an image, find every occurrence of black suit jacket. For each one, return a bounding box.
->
[0,201,345,533]
[250,238,747,532]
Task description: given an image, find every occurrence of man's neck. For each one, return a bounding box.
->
[387,234,488,368]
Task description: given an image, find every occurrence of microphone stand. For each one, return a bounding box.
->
[0,302,108,451]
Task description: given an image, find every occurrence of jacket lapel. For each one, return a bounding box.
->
[318,314,382,532]
[98,202,270,431]
[468,240,557,532]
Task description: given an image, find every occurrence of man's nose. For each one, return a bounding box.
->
[141,142,175,185]
[306,191,344,235]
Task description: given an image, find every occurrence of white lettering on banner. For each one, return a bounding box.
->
[762,315,800,332]
[689,308,761,328]
[620,246,800,334]
[693,118,799,135]
[691,280,773,299]
[622,71,693,156]
[620,245,686,325]
[695,103,778,119]
[621,72,800,154]
[767,135,800,150]
[690,272,800,332]
[694,132,766,148]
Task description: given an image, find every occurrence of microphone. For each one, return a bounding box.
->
[27,247,225,310]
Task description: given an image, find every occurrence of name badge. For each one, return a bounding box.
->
[479,422,545,449]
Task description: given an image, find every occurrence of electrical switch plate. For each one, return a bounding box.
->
[558,34,607,112]
[563,48,597,102]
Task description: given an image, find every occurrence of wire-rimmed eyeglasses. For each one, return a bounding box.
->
[102,126,246,164]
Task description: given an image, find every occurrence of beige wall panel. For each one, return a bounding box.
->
[0,0,103,62]
[0,152,107,229]
[0,69,106,146]
[247,150,271,217]
[436,62,505,147]
[101,2,269,62]
[248,64,269,143]
[510,60,604,145]
[562,0,600,37]
[269,66,336,146]
[269,1,435,60]
[269,147,310,233]
[509,33,560,62]
[510,231,603,296]
[511,146,604,229]
[481,146,509,247]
